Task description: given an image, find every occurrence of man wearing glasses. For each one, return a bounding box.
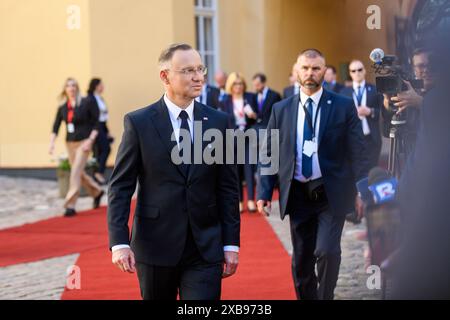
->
[107,43,240,300]
[341,60,383,170]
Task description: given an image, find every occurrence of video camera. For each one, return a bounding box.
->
[369,48,423,112]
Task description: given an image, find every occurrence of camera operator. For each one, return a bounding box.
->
[381,48,434,156]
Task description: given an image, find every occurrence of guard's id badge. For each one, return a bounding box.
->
[303,140,317,158]
[67,123,75,133]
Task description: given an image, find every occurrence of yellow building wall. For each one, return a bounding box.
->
[217,0,265,84]
[217,0,413,93]
[0,0,195,168]
[0,0,414,168]
[0,0,92,168]
[88,0,195,168]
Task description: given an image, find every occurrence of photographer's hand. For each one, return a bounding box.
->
[357,105,372,117]
[391,81,423,114]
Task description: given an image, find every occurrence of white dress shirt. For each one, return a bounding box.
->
[112,93,239,253]
[352,80,371,136]
[294,88,323,182]
[257,86,269,107]
[164,94,195,144]
[294,82,300,95]
[233,98,246,130]
[94,94,108,122]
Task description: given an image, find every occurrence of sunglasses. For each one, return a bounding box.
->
[350,68,364,73]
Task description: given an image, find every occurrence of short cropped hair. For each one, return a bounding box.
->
[298,48,325,59]
[326,65,337,74]
[158,43,193,70]
[252,73,267,83]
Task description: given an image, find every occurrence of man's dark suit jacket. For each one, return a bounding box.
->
[258,89,369,219]
[340,84,382,151]
[203,85,221,109]
[283,85,296,99]
[107,98,240,267]
[323,81,345,94]
[255,88,282,129]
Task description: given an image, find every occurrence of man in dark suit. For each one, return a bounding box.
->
[107,43,240,300]
[323,65,345,93]
[252,73,282,129]
[196,83,221,109]
[257,49,368,300]
[214,69,228,103]
[340,60,382,170]
[283,63,301,99]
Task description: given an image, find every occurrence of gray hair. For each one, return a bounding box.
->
[158,43,194,70]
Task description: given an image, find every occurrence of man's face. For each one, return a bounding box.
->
[324,68,336,83]
[349,61,366,83]
[162,49,204,99]
[252,78,265,93]
[413,53,433,90]
[215,72,227,89]
[295,55,326,91]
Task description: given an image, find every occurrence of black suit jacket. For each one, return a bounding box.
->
[257,89,369,219]
[255,88,282,129]
[52,98,99,142]
[202,85,221,109]
[340,84,382,149]
[107,98,240,266]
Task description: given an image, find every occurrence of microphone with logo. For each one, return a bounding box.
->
[357,167,402,268]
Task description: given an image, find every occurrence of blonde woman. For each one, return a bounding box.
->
[221,72,258,212]
[49,78,104,217]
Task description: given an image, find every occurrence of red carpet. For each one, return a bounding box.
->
[1,193,296,300]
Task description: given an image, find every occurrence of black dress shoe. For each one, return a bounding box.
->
[93,190,105,209]
[64,208,77,217]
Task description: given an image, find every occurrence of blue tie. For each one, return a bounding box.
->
[356,85,363,106]
[302,98,314,179]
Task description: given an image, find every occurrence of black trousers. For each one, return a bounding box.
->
[287,180,346,300]
[135,225,223,300]
[94,122,111,174]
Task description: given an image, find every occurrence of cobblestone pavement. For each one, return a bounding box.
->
[0,176,380,300]
[0,176,107,230]
[0,254,79,300]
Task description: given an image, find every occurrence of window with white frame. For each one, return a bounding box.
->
[194,0,219,85]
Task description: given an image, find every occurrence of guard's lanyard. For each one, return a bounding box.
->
[302,100,321,140]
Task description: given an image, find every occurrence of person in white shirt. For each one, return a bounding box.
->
[86,78,114,185]
[221,72,259,213]
[340,60,383,170]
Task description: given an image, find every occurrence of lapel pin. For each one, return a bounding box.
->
[203,117,208,120]
[327,100,332,105]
